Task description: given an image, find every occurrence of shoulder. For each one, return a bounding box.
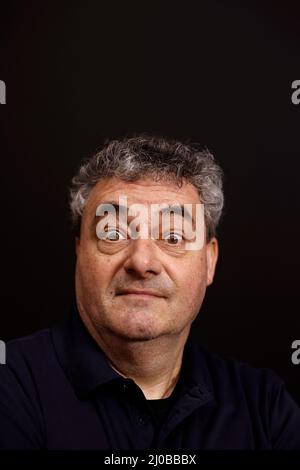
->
[0,328,57,401]
[199,344,284,392]
[187,334,284,397]
[1,328,56,376]
[0,328,56,449]
[190,340,300,449]
[0,326,64,407]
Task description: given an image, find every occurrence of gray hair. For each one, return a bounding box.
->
[69,134,225,241]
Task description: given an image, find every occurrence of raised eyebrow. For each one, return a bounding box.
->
[92,202,195,226]
[95,201,123,215]
[159,205,194,225]
[92,202,136,237]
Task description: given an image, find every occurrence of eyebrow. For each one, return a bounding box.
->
[158,205,193,226]
[92,201,194,227]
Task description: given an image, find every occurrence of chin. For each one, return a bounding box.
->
[108,321,166,342]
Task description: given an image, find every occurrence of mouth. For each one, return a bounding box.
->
[116,289,165,299]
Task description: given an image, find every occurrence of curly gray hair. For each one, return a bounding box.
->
[69,134,225,241]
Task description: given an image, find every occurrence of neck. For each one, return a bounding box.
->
[80,312,190,399]
[105,331,190,399]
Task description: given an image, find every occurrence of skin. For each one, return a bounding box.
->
[75,176,218,399]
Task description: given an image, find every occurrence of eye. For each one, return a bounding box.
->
[99,228,127,241]
[164,232,183,245]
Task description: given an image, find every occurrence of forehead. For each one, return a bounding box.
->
[86,176,201,210]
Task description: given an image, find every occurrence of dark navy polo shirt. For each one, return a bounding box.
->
[0,303,300,450]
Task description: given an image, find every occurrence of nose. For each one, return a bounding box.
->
[123,238,162,278]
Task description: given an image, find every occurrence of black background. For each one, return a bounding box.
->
[0,1,300,403]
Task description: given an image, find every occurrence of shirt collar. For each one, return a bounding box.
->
[52,297,215,403]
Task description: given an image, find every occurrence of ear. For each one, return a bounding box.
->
[206,237,219,286]
[75,237,80,257]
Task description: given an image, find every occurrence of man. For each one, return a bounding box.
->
[0,135,300,450]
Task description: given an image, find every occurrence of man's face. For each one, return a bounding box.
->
[75,176,218,341]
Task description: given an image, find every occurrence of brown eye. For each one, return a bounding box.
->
[165,232,182,245]
[99,228,126,241]
[108,230,121,241]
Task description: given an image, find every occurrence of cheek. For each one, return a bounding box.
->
[175,252,206,285]
[77,249,114,291]
[173,258,207,309]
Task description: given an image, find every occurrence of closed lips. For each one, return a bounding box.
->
[116,290,164,297]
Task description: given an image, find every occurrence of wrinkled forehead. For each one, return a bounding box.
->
[81,177,205,246]
[86,176,201,211]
